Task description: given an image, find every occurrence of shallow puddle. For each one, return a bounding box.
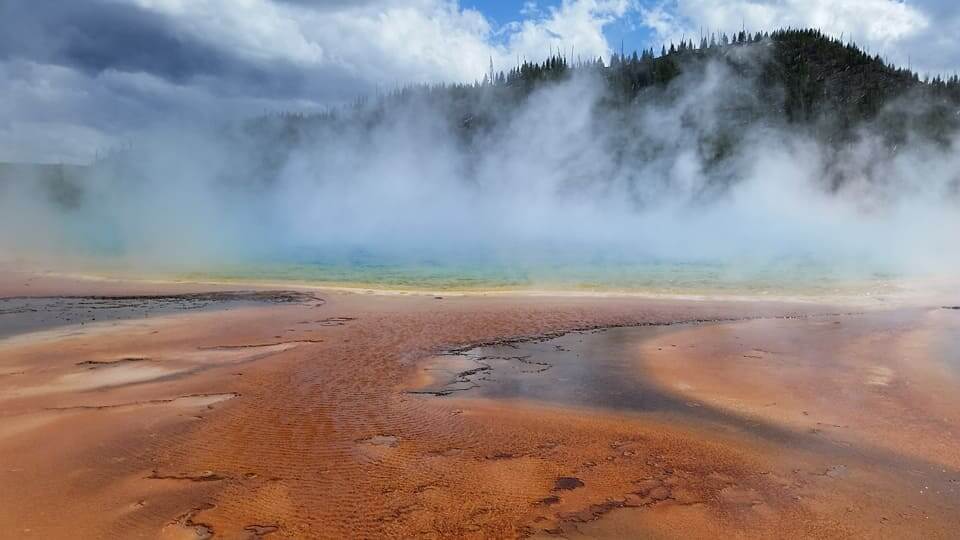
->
[414,324,699,412]
[0,291,317,341]
[413,309,960,471]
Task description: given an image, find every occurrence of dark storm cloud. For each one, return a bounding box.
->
[0,0,370,102]
[0,0,232,82]
[0,0,386,163]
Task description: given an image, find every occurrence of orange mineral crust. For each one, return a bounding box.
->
[1,272,958,538]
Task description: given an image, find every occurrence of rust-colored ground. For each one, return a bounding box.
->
[1,271,958,538]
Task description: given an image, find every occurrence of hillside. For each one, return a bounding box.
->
[256,29,958,146]
[14,29,960,214]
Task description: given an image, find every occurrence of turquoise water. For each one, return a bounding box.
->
[166,258,905,297]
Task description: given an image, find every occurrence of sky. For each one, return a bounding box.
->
[2,0,959,164]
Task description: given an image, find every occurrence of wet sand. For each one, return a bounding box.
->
[416,309,960,537]
[1,270,959,538]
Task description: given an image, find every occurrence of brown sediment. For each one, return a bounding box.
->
[76,357,151,367]
[197,339,325,350]
[44,393,239,411]
[148,471,227,482]
[406,313,960,538]
[160,503,216,540]
[1,272,959,538]
[637,309,960,472]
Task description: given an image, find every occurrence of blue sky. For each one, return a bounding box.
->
[464,0,655,56]
[462,0,531,23]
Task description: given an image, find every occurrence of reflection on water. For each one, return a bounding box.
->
[415,325,692,412]
[414,309,960,467]
[0,292,312,341]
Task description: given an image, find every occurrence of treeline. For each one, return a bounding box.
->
[23,29,960,219]
[268,28,959,146]
[75,28,960,207]
[481,28,960,117]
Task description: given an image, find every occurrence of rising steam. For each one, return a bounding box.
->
[2,53,959,285]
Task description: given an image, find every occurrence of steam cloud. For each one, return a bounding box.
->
[2,56,959,284]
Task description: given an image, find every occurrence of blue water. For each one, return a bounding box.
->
[165,256,904,297]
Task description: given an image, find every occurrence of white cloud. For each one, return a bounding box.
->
[11,0,960,165]
[641,0,951,73]
[1,0,635,163]
[502,0,632,64]
[123,0,627,85]
[679,0,927,43]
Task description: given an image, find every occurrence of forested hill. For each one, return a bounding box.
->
[255,28,960,148]
[16,29,960,213]
[7,30,960,260]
